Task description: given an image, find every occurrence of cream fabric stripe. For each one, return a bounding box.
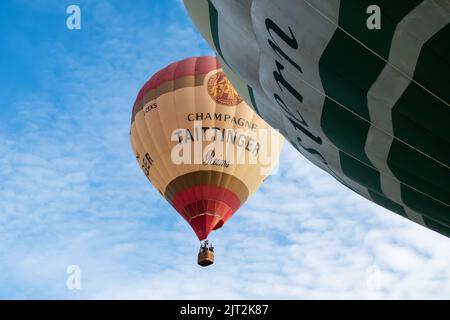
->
[184,0,214,47]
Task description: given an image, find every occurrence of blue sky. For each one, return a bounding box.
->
[0,0,449,299]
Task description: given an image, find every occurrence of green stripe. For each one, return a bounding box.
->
[390,25,450,174]
[319,0,428,218]
[247,85,261,116]
[388,25,450,214]
[321,1,450,218]
[341,0,423,59]
[401,185,450,227]
[319,0,423,120]
[208,0,227,65]
[362,0,423,23]
[387,139,450,206]
[319,29,375,121]
[368,189,407,218]
[412,24,450,103]
[391,86,449,167]
[423,217,450,238]
[318,1,416,163]
[321,99,372,167]
[340,152,381,193]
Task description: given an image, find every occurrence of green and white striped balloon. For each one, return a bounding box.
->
[184,0,450,237]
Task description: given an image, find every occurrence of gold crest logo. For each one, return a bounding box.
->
[207,71,243,106]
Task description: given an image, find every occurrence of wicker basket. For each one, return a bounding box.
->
[197,250,214,267]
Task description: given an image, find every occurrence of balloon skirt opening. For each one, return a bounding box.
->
[190,214,222,240]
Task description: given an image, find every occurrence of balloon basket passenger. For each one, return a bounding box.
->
[198,240,214,267]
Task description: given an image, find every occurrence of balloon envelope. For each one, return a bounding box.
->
[184,0,450,237]
[130,56,283,240]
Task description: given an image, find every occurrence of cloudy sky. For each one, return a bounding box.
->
[0,0,449,299]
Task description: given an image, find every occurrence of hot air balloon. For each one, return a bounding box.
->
[130,56,283,266]
[184,0,450,237]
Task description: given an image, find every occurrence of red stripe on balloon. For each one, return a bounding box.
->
[171,185,241,240]
[172,185,241,213]
[133,56,220,108]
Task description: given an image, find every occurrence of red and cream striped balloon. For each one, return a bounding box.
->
[130,56,283,240]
